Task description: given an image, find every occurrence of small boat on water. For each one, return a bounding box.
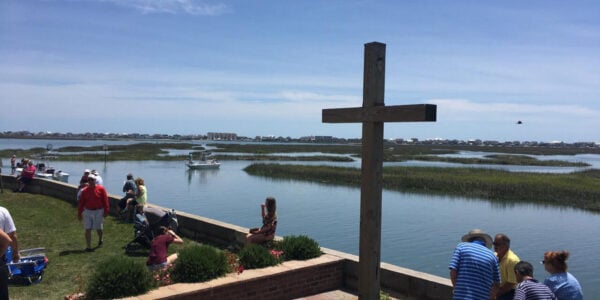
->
[186,152,220,170]
[15,163,70,183]
[35,164,69,183]
[16,145,70,183]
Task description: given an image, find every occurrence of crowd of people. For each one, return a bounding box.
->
[5,158,584,298]
[11,156,36,193]
[449,229,583,300]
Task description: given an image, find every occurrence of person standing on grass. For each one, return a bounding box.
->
[10,155,17,175]
[0,206,20,263]
[91,170,103,186]
[77,174,109,252]
[0,229,13,300]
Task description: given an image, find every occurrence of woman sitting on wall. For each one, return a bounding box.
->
[246,197,277,244]
[15,160,35,193]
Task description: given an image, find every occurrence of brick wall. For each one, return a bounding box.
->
[181,261,345,300]
[1,175,453,300]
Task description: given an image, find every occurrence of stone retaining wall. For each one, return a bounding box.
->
[0,175,453,300]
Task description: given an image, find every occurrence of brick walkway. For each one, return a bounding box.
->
[295,289,358,300]
[297,289,403,300]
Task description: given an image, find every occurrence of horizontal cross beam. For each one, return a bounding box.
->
[322,104,437,123]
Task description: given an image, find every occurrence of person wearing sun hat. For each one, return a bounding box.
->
[79,169,91,186]
[449,229,500,299]
[77,173,110,252]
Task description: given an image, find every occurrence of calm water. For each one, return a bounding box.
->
[2,139,599,297]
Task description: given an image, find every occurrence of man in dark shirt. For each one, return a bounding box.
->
[513,261,556,300]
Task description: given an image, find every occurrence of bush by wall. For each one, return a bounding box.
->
[86,256,154,299]
[279,235,322,261]
[238,243,280,269]
[170,244,228,283]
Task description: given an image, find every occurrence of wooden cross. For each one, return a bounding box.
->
[322,42,436,299]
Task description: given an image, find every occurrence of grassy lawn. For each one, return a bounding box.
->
[0,192,185,300]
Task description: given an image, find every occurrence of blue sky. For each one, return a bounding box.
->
[1,1,599,142]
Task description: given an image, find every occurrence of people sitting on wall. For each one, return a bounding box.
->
[118,173,138,221]
[121,177,145,222]
[14,160,36,193]
[246,197,277,244]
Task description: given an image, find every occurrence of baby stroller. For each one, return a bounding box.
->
[5,247,49,285]
[125,206,178,254]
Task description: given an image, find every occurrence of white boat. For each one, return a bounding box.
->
[34,163,69,183]
[186,152,220,170]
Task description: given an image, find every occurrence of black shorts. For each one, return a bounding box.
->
[19,177,32,184]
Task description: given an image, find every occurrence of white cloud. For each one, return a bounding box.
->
[103,0,230,16]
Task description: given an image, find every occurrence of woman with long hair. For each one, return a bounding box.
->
[246,197,277,244]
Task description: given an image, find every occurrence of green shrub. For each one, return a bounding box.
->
[279,235,322,260]
[238,243,279,269]
[380,291,393,300]
[170,244,228,283]
[86,256,154,299]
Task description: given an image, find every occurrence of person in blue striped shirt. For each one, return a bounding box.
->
[514,261,557,300]
[449,229,500,300]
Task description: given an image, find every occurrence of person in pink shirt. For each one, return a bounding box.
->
[15,160,36,192]
[77,174,110,252]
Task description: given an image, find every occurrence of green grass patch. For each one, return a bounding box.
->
[0,193,184,300]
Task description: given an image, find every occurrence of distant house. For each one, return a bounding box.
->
[207,132,237,141]
[314,136,333,143]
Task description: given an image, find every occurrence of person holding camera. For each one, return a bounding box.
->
[146,226,183,271]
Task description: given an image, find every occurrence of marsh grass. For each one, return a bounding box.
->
[2,142,596,166]
[1,143,354,162]
[244,164,600,212]
[410,154,590,167]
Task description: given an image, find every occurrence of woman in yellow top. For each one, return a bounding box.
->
[124,177,148,221]
[134,177,148,206]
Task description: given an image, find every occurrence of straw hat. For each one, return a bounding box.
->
[461,229,493,249]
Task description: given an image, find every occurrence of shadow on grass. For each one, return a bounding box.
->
[59,249,95,256]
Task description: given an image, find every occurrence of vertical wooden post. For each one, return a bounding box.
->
[359,42,385,299]
[322,42,436,300]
